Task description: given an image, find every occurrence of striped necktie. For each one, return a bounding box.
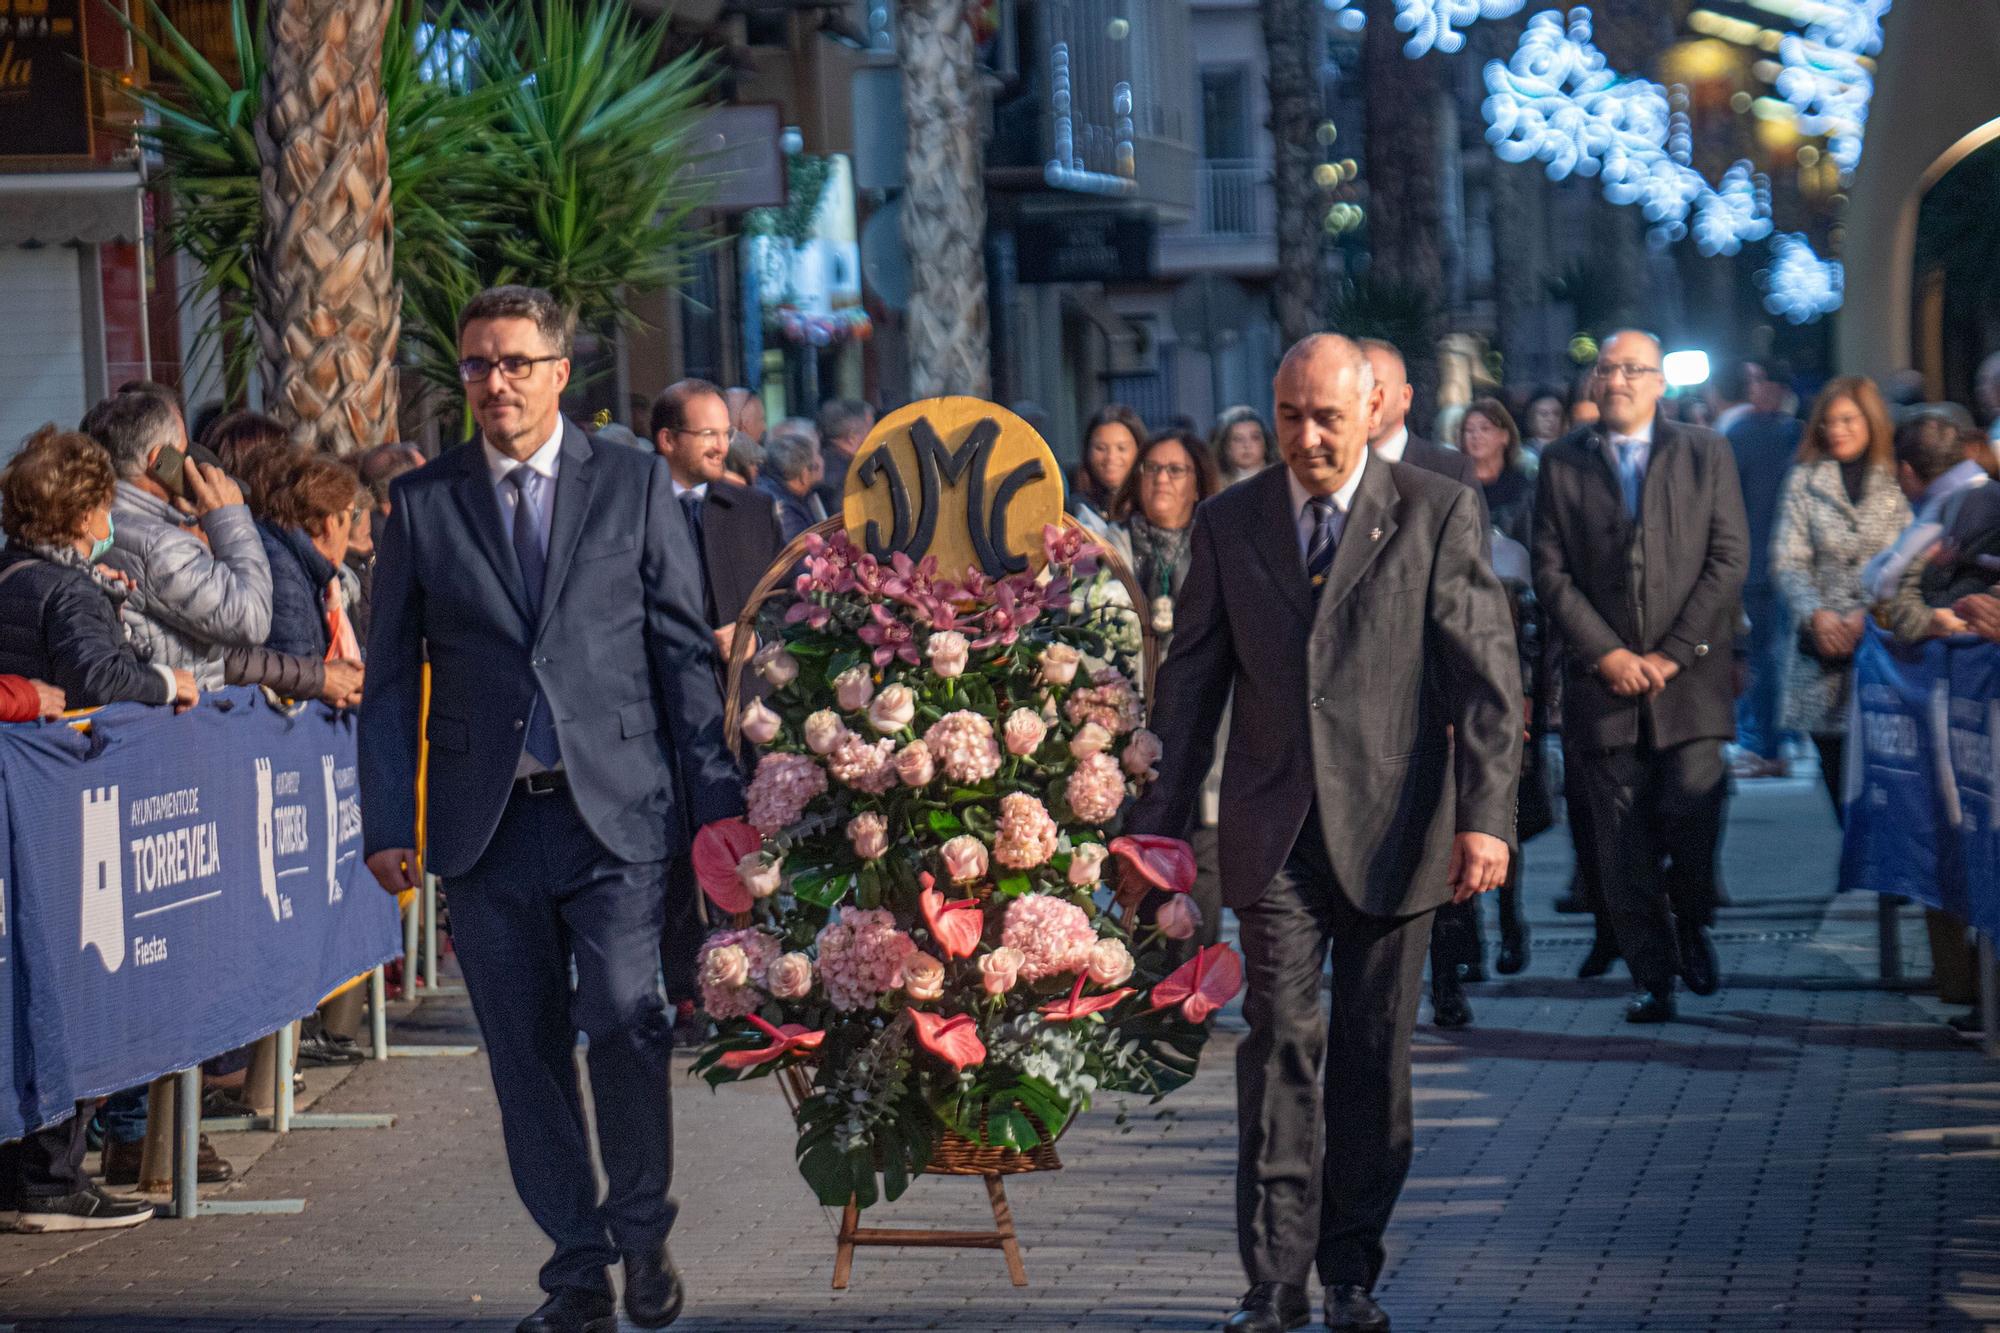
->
[1305,495,1338,591]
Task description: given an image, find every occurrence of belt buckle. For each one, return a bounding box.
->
[522,770,561,796]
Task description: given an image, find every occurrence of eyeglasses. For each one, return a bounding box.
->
[1593,362,1663,382]
[675,428,726,446]
[1139,461,1192,480]
[457,354,563,383]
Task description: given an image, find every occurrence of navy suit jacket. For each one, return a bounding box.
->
[360,420,745,879]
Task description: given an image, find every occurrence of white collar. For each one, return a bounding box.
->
[484,416,566,485]
[1605,417,1656,448]
[1288,448,1369,519]
[672,478,709,501]
[1372,425,1410,464]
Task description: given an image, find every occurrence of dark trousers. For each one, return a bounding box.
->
[1576,735,1728,993]
[659,853,704,1006]
[1812,733,1845,826]
[1234,818,1434,1292]
[1737,585,1788,760]
[446,786,676,1298]
[0,1108,88,1205]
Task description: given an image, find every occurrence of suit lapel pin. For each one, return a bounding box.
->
[1369,527,1382,542]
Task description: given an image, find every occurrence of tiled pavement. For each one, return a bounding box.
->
[2,775,1997,1332]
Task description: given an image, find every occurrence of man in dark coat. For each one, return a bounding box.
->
[1128,334,1522,1333]
[1532,330,1750,1024]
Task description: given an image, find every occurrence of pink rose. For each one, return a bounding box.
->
[1121,728,1163,780]
[1069,722,1112,758]
[847,812,889,862]
[940,834,990,884]
[928,630,971,680]
[833,666,875,712]
[901,952,946,1002]
[868,684,916,734]
[1068,842,1109,887]
[702,943,750,990]
[980,947,1026,996]
[803,709,850,756]
[753,642,799,688]
[1040,643,1082,686]
[768,952,814,1000]
[895,740,937,787]
[738,852,784,899]
[739,697,781,745]
[1157,895,1202,941]
[1003,708,1048,757]
[1087,939,1136,988]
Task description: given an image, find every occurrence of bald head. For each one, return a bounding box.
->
[1358,339,1414,445]
[1274,334,1382,496]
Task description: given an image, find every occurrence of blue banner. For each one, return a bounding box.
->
[1947,643,2000,938]
[0,689,400,1139]
[1841,631,1961,907]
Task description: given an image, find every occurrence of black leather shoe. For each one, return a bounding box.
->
[1430,980,1473,1030]
[517,1286,616,1333]
[1677,919,1720,996]
[1495,933,1529,975]
[1224,1281,1311,1331]
[1578,936,1620,979]
[623,1242,685,1328]
[1624,989,1677,1024]
[1325,1283,1391,1331]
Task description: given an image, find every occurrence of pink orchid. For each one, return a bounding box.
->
[910,1010,987,1070]
[972,577,1043,649]
[858,604,920,666]
[919,875,986,959]
[717,1013,827,1070]
[1039,974,1136,1024]
[1109,834,1198,899]
[1147,943,1245,1024]
[784,596,832,630]
[693,818,762,915]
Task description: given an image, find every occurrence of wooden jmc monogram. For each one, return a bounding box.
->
[841,398,1065,580]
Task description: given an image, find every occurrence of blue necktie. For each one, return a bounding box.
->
[505,466,560,767]
[681,491,716,623]
[1616,440,1645,521]
[1305,496,1338,592]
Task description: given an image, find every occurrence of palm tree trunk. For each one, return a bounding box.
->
[1362,0,1445,423]
[1262,0,1322,348]
[254,0,399,456]
[899,0,989,398]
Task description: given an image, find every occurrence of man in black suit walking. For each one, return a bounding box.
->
[363,287,744,1332]
[1532,330,1749,1024]
[649,378,784,1011]
[1129,335,1522,1333]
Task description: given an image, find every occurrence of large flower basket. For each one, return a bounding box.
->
[687,400,1242,1289]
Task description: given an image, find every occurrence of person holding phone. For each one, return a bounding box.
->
[79,391,271,689]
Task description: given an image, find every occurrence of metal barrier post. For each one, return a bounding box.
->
[422,873,439,991]
[402,893,421,1000]
[172,1067,199,1221]
[370,965,389,1060]
[274,1021,295,1134]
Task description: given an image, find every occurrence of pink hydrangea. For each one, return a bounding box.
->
[746,752,829,834]
[993,792,1061,870]
[999,894,1099,983]
[924,710,1003,785]
[816,906,918,1011]
[1063,667,1144,735]
[1065,751,1128,824]
[828,733,899,795]
[696,928,782,1020]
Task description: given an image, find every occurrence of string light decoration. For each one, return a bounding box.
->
[1760,232,1844,323]
[1323,0,1527,56]
[1691,162,1773,258]
[1775,0,1891,175]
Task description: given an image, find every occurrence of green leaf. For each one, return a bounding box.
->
[927,809,965,838]
[792,872,853,910]
[995,872,1032,898]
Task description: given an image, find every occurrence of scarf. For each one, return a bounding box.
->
[1126,512,1194,602]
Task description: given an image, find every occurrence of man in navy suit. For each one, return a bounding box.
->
[361,286,743,1333]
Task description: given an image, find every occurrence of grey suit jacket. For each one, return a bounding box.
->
[1126,459,1524,917]
[1531,416,1749,751]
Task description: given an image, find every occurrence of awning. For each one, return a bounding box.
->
[0,171,145,247]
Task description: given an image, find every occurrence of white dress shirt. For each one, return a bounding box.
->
[671,478,709,502]
[1372,426,1410,464]
[1288,451,1370,560]
[1602,416,1656,476]
[484,415,565,555]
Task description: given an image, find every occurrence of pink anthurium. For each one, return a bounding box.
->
[1147,943,1244,1024]
[919,873,985,960]
[1039,974,1136,1024]
[910,1009,987,1070]
[693,818,762,915]
[717,1013,826,1070]
[1108,834,1197,897]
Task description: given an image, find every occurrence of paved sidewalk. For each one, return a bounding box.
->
[1,778,1996,1331]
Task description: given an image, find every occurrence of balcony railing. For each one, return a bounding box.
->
[1192,159,1274,239]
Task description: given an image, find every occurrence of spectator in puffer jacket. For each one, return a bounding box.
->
[81,391,271,688]
[258,453,365,693]
[0,427,198,1235]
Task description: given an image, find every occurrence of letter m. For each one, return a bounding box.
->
[80,786,125,973]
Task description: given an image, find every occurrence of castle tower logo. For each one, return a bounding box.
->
[79,786,125,973]
[254,757,281,922]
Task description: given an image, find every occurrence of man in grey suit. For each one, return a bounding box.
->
[1128,335,1523,1333]
[1532,330,1749,1024]
[362,286,744,1333]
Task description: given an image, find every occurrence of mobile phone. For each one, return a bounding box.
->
[147,444,188,498]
